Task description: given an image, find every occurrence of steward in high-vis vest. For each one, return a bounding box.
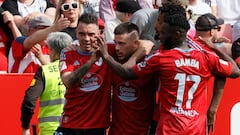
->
[21,32,73,135]
[39,59,65,134]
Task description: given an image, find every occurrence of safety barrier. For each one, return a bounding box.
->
[0,74,239,135]
[0,74,37,134]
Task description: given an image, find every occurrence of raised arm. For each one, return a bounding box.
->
[2,11,22,39]
[96,36,137,80]
[23,15,70,50]
[61,47,100,88]
[123,39,154,67]
[199,36,240,78]
[61,58,96,88]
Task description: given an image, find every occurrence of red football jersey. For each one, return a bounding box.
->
[133,48,233,135]
[109,66,157,135]
[59,45,115,129]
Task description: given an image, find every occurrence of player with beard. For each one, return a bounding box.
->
[108,22,157,135]
[95,14,240,135]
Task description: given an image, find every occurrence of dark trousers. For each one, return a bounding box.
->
[148,120,158,135]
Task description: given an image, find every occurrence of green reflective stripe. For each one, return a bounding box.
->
[38,116,61,123]
[40,99,65,107]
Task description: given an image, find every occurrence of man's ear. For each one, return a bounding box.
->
[135,39,140,46]
[210,29,214,36]
[175,30,182,39]
[174,30,187,42]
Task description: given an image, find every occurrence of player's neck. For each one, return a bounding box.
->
[178,42,190,50]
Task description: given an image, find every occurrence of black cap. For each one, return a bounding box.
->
[116,0,141,14]
[195,13,224,31]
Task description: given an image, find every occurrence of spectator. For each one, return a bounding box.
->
[210,0,240,41]
[1,0,56,36]
[87,0,100,16]
[98,18,105,35]
[99,0,116,22]
[232,21,240,42]
[97,13,240,135]
[21,32,72,135]
[231,37,240,67]
[194,13,231,56]
[80,0,98,16]
[152,0,162,8]
[54,0,83,40]
[8,15,70,73]
[187,0,212,23]
[1,10,26,73]
[0,7,15,54]
[0,10,15,73]
[129,8,158,52]
[108,22,157,135]
[104,0,141,43]
[193,13,230,132]
[99,0,153,23]
[211,0,240,26]
[185,0,212,37]
[201,0,211,5]
[130,0,185,53]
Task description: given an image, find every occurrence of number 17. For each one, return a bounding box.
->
[174,73,201,109]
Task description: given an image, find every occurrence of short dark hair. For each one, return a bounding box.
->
[114,22,139,41]
[164,14,190,32]
[159,2,186,17]
[78,13,98,26]
[114,22,139,35]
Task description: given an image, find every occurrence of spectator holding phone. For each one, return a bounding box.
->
[54,0,83,40]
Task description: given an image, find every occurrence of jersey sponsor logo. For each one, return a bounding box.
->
[80,72,103,92]
[175,58,199,69]
[117,81,138,102]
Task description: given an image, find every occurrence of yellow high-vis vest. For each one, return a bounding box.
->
[39,60,65,135]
